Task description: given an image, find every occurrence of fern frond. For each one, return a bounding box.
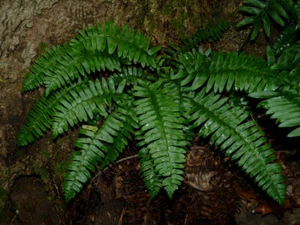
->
[272,26,300,56]
[138,147,163,199]
[72,21,161,68]
[52,78,128,138]
[249,89,300,137]
[186,90,286,204]
[269,46,300,89]
[111,67,152,86]
[100,106,138,168]
[21,45,67,93]
[236,0,294,40]
[173,51,282,94]
[134,80,189,198]
[63,106,136,202]
[21,22,161,95]
[17,95,54,146]
[17,78,88,146]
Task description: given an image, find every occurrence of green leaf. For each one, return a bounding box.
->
[236,17,255,28]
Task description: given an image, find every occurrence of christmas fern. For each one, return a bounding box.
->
[17,21,300,206]
[64,105,137,202]
[236,0,295,40]
[134,80,190,199]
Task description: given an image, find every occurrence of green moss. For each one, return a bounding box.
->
[140,1,156,32]
[38,42,48,57]
[33,163,48,183]
[0,187,8,222]
[0,187,7,200]
[53,160,68,178]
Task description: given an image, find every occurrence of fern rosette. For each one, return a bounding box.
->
[18,21,300,205]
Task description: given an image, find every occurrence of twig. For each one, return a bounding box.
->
[91,155,139,183]
[118,207,126,225]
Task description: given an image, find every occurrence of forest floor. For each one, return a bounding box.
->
[7,128,300,224]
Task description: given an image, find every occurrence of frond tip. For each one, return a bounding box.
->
[134,80,189,199]
[186,90,286,204]
[63,106,136,202]
[236,0,294,40]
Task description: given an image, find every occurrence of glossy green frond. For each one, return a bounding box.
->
[22,43,121,95]
[63,106,136,202]
[134,80,189,198]
[17,95,55,146]
[272,26,300,56]
[174,51,282,94]
[111,67,152,86]
[267,46,300,89]
[21,22,161,94]
[236,0,294,40]
[52,78,128,138]
[186,90,286,204]
[249,89,300,137]
[72,21,160,68]
[138,147,163,199]
[17,78,88,146]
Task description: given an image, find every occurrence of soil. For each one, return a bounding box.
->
[1,0,300,225]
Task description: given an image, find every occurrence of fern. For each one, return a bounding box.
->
[64,105,136,202]
[17,77,88,146]
[249,89,300,137]
[133,80,190,198]
[18,21,300,206]
[272,25,300,56]
[236,0,294,40]
[172,50,282,93]
[51,77,128,138]
[21,21,160,95]
[185,90,285,203]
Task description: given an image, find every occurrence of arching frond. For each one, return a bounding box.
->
[21,22,161,95]
[186,90,286,204]
[138,147,163,199]
[236,0,294,40]
[17,78,88,146]
[63,105,136,202]
[52,78,128,138]
[72,21,161,68]
[134,80,190,198]
[249,89,300,137]
[173,51,282,94]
